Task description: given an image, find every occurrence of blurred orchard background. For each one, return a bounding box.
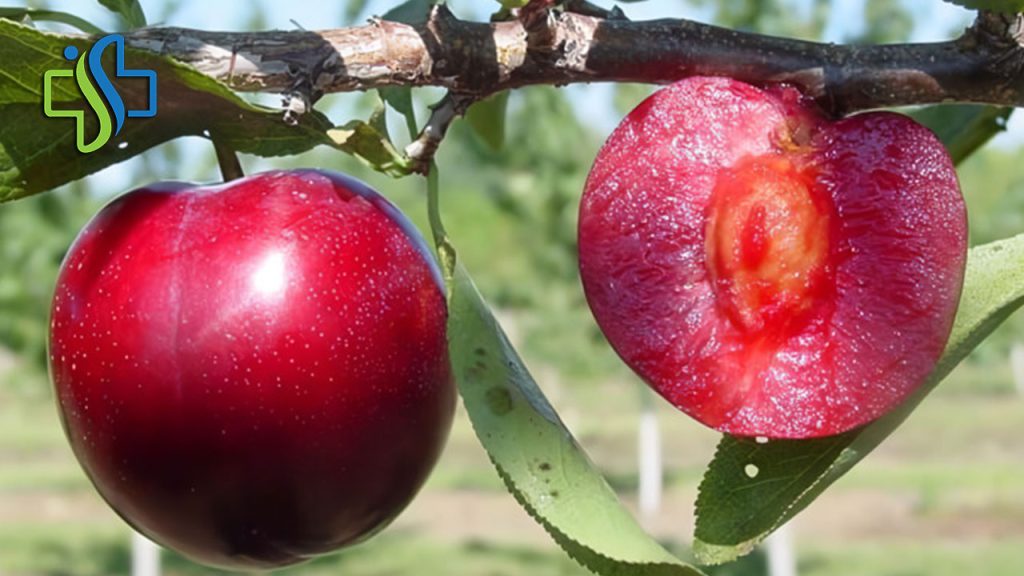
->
[3,0,1024,574]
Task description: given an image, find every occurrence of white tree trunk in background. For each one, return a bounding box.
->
[766,523,797,576]
[1010,342,1024,395]
[132,531,160,576]
[0,346,15,376]
[637,398,662,521]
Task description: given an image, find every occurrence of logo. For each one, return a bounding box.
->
[42,35,157,153]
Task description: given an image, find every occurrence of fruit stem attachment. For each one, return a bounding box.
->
[213,140,244,182]
[405,93,476,175]
[426,161,456,286]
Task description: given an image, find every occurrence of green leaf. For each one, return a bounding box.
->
[368,102,390,141]
[429,164,703,576]
[0,19,409,202]
[0,8,105,34]
[446,264,705,576]
[97,0,146,29]
[327,119,410,178]
[379,87,418,140]
[465,91,509,151]
[694,232,1024,564]
[940,0,1024,13]
[909,104,1012,165]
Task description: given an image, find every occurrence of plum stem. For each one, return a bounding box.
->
[405,92,477,176]
[213,140,244,183]
[426,161,456,286]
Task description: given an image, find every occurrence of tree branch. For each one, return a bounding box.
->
[405,92,476,175]
[128,6,1024,115]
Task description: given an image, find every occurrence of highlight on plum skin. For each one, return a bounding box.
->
[578,76,967,439]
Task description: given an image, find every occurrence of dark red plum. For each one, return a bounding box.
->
[49,169,454,569]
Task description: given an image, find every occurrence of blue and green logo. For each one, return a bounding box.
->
[42,34,157,153]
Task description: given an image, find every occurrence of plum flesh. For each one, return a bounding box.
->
[578,77,967,438]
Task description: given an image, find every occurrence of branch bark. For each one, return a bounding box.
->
[127,7,1024,115]
[405,92,476,174]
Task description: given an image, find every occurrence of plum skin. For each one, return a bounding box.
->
[578,77,967,439]
[48,169,455,569]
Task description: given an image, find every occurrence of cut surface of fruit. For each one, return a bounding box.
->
[705,153,833,335]
[578,76,967,438]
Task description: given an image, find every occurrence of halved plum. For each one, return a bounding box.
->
[578,76,967,438]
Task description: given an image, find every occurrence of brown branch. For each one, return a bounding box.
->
[405,92,477,175]
[127,7,1024,115]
